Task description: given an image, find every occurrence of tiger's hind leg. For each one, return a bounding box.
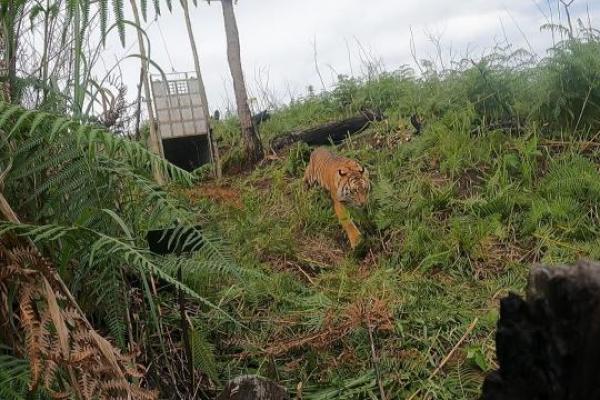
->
[333,200,362,249]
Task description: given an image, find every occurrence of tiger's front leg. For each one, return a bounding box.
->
[333,199,362,249]
[303,167,314,189]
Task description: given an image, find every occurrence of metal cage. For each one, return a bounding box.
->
[150,72,213,171]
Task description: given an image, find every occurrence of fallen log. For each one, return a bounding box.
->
[270,110,383,151]
[481,260,600,400]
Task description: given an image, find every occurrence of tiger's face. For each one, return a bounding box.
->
[337,164,370,207]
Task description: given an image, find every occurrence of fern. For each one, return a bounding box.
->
[140,0,148,20]
[112,0,126,45]
[0,102,240,397]
[0,353,31,400]
[99,0,109,46]
[189,324,219,382]
[542,154,600,201]
[153,0,161,16]
[0,103,193,184]
[301,370,379,400]
[79,0,91,41]
[66,0,79,25]
[94,266,128,349]
[0,221,236,320]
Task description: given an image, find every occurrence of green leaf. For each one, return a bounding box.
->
[466,346,489,371]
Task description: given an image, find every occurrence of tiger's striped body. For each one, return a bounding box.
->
[304,148,370,249]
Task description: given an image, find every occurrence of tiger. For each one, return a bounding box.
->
[303,147,370,249]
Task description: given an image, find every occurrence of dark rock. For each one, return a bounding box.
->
[216,375,289,400]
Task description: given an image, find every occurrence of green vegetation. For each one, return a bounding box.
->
[192,29,600,398]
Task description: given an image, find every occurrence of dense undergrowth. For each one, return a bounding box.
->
[2,15,600,400]
[181,30,600,399]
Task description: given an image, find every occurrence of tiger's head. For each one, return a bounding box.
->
[336,162,370,207]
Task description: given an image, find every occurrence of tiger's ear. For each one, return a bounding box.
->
[338,169,347,176]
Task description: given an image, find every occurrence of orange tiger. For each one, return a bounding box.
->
[303,147,370,249]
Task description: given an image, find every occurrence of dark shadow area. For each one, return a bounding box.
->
[146,225,204,255]
[162,135,211,172]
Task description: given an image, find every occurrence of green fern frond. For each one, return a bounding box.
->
[0,222,238,324]
[189,324,219,382]
[11,146,81,181]
[112,0,126,45]
[153,0,161,16]
[0,353,31,400]
[542,155,600,201]
[79,0,91,39]
[0,104,24,135]
[140,0,148,20]
[67,0,79,16]
[0,102,193,185]
[302,370,378,400]
[93,266,128,349]
[99,0,109,46]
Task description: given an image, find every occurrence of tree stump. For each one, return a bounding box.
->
[216,375,290,400]
[481,260,600,400]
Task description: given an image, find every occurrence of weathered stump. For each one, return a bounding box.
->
[216,375,290,400]
[481,260,600,400]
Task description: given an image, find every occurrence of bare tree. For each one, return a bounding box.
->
[130,0,165,184]
[560,0,575,39]
[0,0,26,104]
[219,0,263,166]
[181,0,222,178]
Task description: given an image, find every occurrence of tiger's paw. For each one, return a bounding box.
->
[302,177,313,190]
[350,237,371,259]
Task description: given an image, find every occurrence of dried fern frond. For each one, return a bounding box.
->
[0,246,157,400]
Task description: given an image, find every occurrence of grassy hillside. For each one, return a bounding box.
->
[4,26,598,400]
[175,34,600,398]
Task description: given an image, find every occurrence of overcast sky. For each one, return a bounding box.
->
[103,1,598,114]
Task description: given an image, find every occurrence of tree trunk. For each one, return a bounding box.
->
[0,16,9,103]
[40,0,50,103]
[72,2,83,116]
[7,0,22,104]
[129,0,165,184]
[181,0,222,178]
[0,0,22,104]
[481,260,600,400]
[220,0,263,166]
